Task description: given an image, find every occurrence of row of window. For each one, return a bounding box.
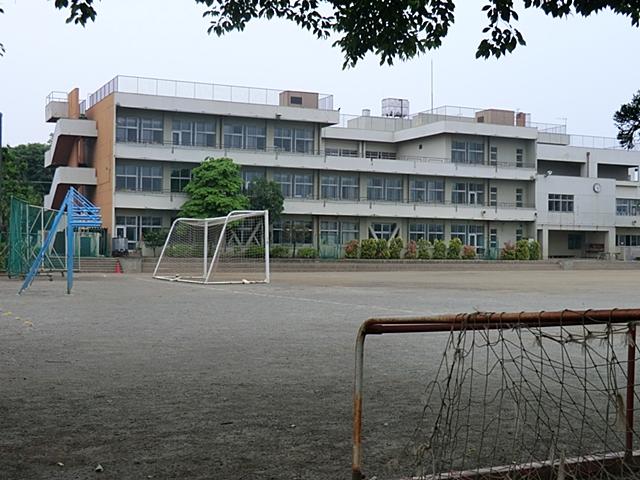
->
[548,194,574,212]
[616,198,640,216]
[453,141,525,167]
[116,165,191,193]
[115,215,163,250]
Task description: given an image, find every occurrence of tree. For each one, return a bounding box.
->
[247,177,284,222]
[141,228,168,256]
[5,1,639,66]
[615,91,640,149]
[180,157,248,218]
[0,143,53,230]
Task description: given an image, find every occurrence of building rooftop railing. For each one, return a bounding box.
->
[46,91,68,104]
[84,75,334,111]
[333,105,567,134]
[568,134,639,151]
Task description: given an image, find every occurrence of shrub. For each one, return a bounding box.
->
[500,241,516,260]
[529,240,541,260]
[389,237,403,259]
[360,238,377,259]
[404,240,417,260]
[344,239,360,259]
[432,239,446,259]
[270,245,290,258]
[417,239,431,260]
[375,238,390,259]
[167,244,200,257]
[447,237,463,259]
[462,245,477,260]
[515,239,530,261]
[297,247,318,259]
[245,245,265,258]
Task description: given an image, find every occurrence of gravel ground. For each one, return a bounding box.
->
[1,270,640,480]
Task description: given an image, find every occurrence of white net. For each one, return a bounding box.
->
[153,210,269,284]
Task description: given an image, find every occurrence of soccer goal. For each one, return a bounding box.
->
[153,210,269,284]
[353,309,640,480]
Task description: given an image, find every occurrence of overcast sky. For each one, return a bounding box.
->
[1,0,639,146]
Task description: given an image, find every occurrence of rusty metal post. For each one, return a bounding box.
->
[627,323,636,460]
[352,323,368,480]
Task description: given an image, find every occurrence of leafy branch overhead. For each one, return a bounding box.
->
[614,91,640,150]
[4,1,640,66]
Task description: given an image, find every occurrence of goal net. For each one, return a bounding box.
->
[153,210,269,284]
[355,312,640,480]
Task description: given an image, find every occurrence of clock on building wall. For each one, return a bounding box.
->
[593,183,602,193]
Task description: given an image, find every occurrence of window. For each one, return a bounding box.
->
[452,183,467,204]
[341,176,359,200]
[451,140,484,164]
[291,96,303,105]
[617,235,640,246]
[170,168,191,193]
[116,164,138,191]
[293,173,313,198]
[141,216,163,237]
[490,228,498,249]
[385,178,402,202]
[568,233,583,250]
[141,118,164,144]
[490,187,498,207]
[516,148,524,168]
[272,172,292,197]
[272,219,312,244]
[452,182,484,205]
[195,121,216,147]
[341,221,359,244]
[140,166,162,192]
[408,223,443,242]
[468,224,485,254]
[326,147,358,157]
[117,115,163,144]
[370,223,394,240]
[320,221,339,245]
[367,177,385,201]
[320,175,339,199]
[616,199,640,216]
[246,125,266,150]
[451,224,467,243]
[116,215,139,250]
[116,165,162,191]
[410,178,444,203]
[516,228,523,242]
[366,151,396,160]
[516,188,524,208]
[490,146,498,166]
[172,119,193,146]
[274,127,314,153]
[223,124,244,149]
[548,194,574,212]
[469,183,484,205]
[242,169,265,191]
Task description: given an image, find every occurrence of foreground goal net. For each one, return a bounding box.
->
[353,310,640,480]
[153,210,269,284]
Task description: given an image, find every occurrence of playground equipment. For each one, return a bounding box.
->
[19,188,101,294]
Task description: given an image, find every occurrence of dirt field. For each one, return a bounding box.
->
[2,270,640,480]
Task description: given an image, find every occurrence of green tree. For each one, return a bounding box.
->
[142,228,168,257]
[247,177,284,222]
[615,91,640,149]
[9,1,639,66]
[180,157,248,218]
[0,143,52,229]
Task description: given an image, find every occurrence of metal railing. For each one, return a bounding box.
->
[85,75,334,110]
[569,134,640,151]
[115,140,537,170]
[46,91,68,104]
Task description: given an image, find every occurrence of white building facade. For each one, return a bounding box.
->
[44,76,640,259]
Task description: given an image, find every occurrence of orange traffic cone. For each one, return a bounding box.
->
[114,261,123,274]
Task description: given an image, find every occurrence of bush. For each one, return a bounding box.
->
[515,239,530,261]
[344,239,360,259]
[297,247,318,259]
[404,240,417,259]
[360,239,377,259]
[432,239,446,259]
[529,240,541,260]
[462,245,477,260]
[375,238,390,259]
[447,237,463,259]
[167,244,200,257]
[389,237,403,259]
[245,245,265,258]
[500,241,516,260]
[270,245,290,258]
[417,239,431,260]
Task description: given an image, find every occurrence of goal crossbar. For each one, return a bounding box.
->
[153,210,269,284]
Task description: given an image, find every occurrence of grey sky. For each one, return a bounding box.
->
[1,0,639,146]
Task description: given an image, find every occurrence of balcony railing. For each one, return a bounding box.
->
[85,75,334,111]
[46,91,68,104]
[116,140,537,169]
[569,134,640,151]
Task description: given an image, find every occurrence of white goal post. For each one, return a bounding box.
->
[153,210,270,284]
